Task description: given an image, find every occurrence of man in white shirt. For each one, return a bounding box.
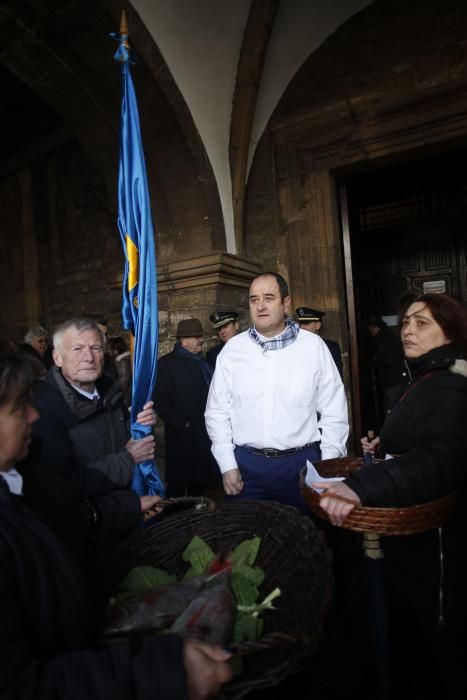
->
[205,272,348,512]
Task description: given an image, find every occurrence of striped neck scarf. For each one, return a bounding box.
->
[248,316,299,351]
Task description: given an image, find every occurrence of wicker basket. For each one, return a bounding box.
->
[103,499,333,699]
[300,457,456,536]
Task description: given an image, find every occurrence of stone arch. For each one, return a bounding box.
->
[0,0,225,338]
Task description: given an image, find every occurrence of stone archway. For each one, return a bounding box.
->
[0,0,225,340]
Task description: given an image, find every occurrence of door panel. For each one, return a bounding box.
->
[341,151,467,437]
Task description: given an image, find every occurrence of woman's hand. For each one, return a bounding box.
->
[361,435,380,455]
[312,481,361,527]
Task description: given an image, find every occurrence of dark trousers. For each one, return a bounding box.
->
[226,442,321,514]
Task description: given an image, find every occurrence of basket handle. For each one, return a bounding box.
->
[142,496,217,522]
[224,631,317,656]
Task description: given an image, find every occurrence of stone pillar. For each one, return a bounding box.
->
[107,252,261,356]
[157,252,260,355]
[298,169,347,348]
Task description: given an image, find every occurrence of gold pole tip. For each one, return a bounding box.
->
[119,9,129,36]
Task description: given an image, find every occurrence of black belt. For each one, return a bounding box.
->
[245,442,318,458]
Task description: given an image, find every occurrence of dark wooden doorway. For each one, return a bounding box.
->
[340,148,467,438]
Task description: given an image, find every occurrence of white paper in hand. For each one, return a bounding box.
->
[305,460,345,493]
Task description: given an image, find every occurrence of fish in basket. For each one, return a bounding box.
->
[299,457,456,536]
[100,499,333,699]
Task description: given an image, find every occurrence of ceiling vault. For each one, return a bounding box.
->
[230,0,278,254]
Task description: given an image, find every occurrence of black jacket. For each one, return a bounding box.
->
[0,478,187,700]
[32,366,134,487]
[153,350,220,495]
[17,456,142,573]
[369,326,405,391]
[347,344,467,507]
[346,344,467,654]
[206,342,224,368]
[324,338,343,379]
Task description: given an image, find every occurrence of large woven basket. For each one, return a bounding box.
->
[300,457,456,536]
[102,498,333,699]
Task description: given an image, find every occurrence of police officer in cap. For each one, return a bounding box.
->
[296,307,344,378]
[206,311,239,368]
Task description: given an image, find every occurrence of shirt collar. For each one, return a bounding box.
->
[70,384,100,401]
[0,468,23,495]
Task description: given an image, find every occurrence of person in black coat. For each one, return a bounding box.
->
[367,316,405,420]
[314,293,467,697]
[0,350,233,700]
[296,307,344,378]
[206,311,239,368]
[153,318,221,498]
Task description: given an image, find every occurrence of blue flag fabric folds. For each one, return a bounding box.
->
[115,39,165,498]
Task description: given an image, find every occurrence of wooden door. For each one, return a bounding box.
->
[340,151,467,437]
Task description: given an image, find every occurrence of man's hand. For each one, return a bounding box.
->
[125,435,155,464]
[140,495,162,512]
[140,495,163,522]
[135,400,157,427]
[222,468,243,496]
[183,639,232,700]
[312,481,361,527]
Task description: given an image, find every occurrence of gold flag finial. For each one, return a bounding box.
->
[119,9,129,36]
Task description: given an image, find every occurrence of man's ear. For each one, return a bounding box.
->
[283,295,291,314]
[52,349,62,368]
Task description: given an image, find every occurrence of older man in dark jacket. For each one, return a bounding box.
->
[32,317,156,487]
[153,318,221,498]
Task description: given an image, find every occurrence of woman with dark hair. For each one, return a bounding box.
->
[0,350,232,700]
[314,293,467,697]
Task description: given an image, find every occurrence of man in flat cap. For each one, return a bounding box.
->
[153,318,221,497]
[296,307,344,378]
[206,311,239,368]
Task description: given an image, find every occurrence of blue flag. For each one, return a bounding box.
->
[114,32,165,498]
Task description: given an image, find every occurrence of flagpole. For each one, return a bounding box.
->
[112,12,165,499]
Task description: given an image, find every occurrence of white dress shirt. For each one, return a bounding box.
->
[0,467,23,495]
[205,329,348,473]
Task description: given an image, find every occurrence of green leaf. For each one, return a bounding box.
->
[181,535,216,579]
[229,537,265,605]
[230,571,260,606]
[232,611,264,643]
[231,536,261,568]
[116,566,176,596]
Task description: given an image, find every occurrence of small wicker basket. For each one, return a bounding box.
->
[102,499,333,699]
[300,457,456,536]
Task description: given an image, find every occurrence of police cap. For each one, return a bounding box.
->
[296,307,325,322]
[209,310,239,329]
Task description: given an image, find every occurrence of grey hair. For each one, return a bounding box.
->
[24,326,49,345]
[53,318,105,353]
